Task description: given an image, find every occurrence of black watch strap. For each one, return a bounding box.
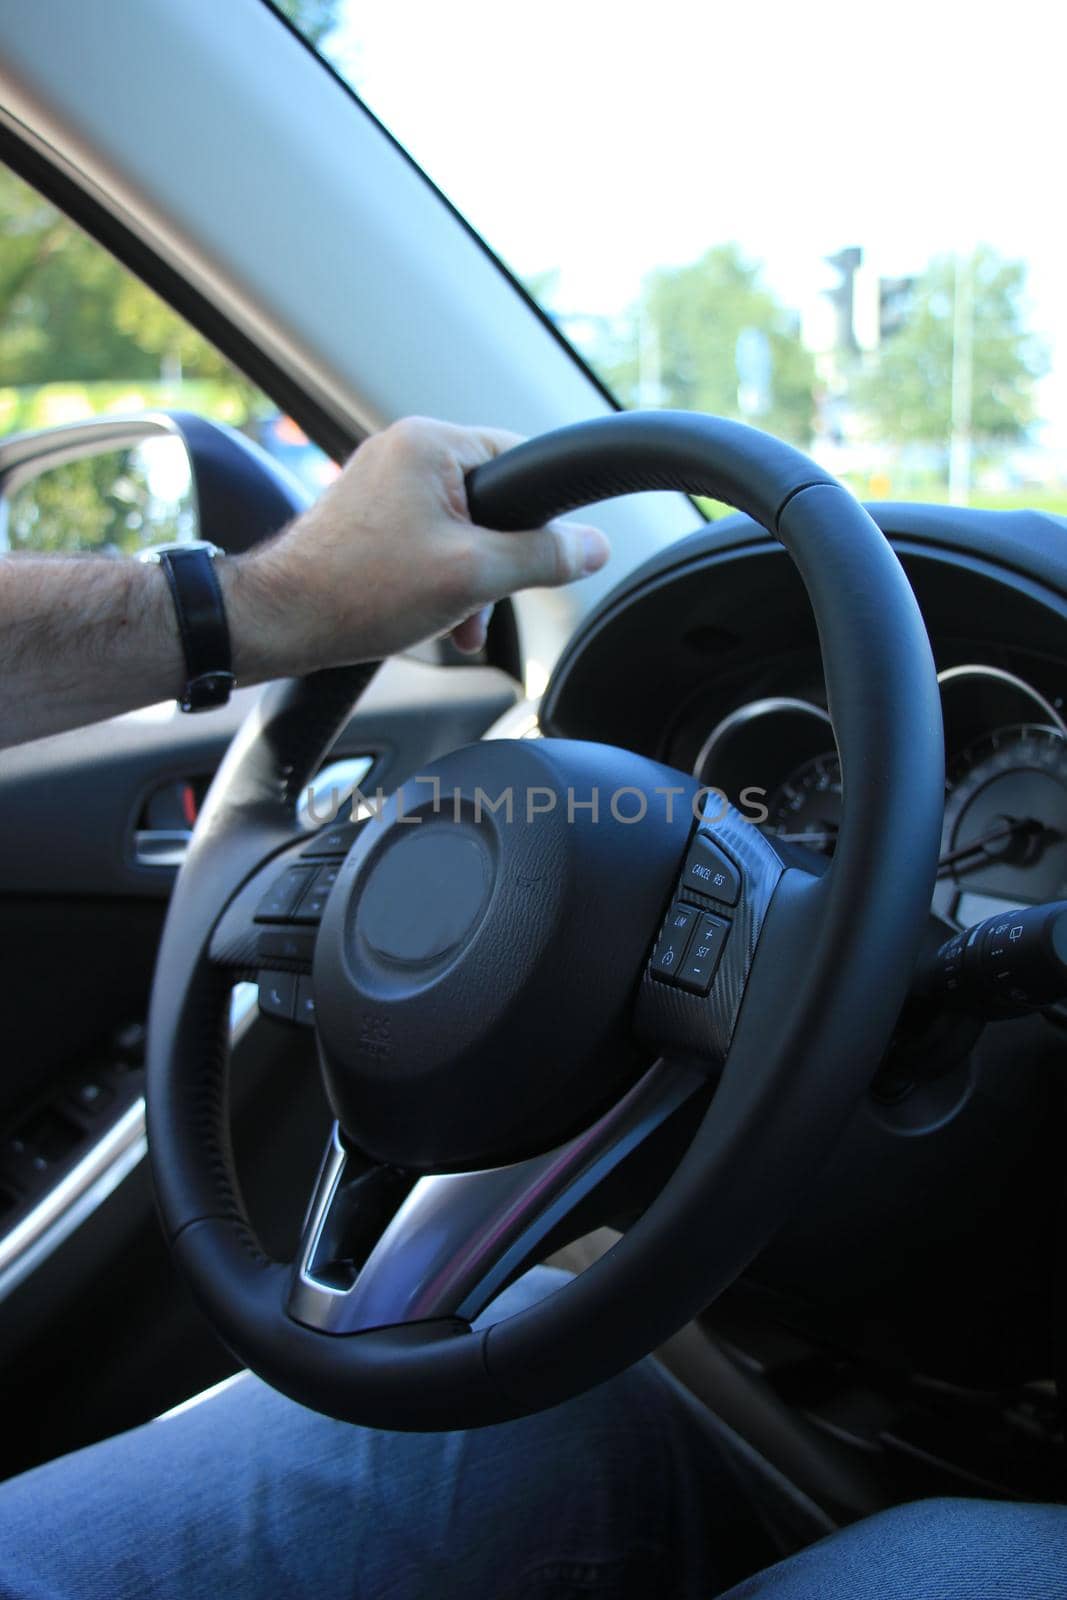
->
[157,547,235,713]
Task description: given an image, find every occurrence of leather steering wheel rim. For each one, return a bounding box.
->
[147,411,944,1430]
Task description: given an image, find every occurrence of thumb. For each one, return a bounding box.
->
[472,519,611,599]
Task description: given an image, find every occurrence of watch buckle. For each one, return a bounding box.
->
[181,671,237,714]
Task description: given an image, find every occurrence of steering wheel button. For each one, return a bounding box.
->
[295,977,317,1027]
[650,903,699,980]
[682,834,741,905]
[258,928,316,965]
[292,866,336,924]
[300,822,364,858]
[259,970,297,1022]
[70,1079,114,1117]
[678,914,730,994]
[254,866,316,923]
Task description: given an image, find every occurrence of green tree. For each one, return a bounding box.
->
[856,246,1046,449]
[6,446,190,554]
[0,169,153,386]
[602,244,816,445]
[0,167,260,422]
[113,270,258,399]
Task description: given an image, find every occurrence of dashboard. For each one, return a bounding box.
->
[543,500,1067,946]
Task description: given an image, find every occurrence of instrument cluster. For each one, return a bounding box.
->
[694,665,1067,929]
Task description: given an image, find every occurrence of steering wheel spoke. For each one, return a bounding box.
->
[634,803,790,1068]
[288,1059,707,1336]
[207,818,368,1024]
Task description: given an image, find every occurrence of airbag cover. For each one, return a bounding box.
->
[313,738,698,1171]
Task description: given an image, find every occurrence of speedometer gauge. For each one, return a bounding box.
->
[939,724,1067,924]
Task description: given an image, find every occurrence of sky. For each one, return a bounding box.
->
[321,0,1067,441]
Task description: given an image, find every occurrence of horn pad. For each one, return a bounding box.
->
[313,739,698,1170]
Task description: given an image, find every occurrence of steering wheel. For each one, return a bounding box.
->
[147,411,944,1430]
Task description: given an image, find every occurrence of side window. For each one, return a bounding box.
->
[0,163,337,551]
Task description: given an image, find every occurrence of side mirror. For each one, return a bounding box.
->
[0,410,311,557]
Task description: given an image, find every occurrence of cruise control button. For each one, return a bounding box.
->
[650,903,699,980]
[292,865,336,924]
[254,866,315,923]
[681,834,741,905]
[678,914,730,994]
[259,970,297,1021]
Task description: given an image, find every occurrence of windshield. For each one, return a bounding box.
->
[282,0,1066,516]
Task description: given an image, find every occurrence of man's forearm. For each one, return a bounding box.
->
[0,552,300,749]
[0,555,189,747]
[0,419,611,753]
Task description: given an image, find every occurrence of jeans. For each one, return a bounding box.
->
[718,1497,1067,1598]
[0,1266,1064,1598]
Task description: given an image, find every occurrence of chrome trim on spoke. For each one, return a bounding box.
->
[289,1059,704,1336]
[0,982,259,1307]
[294,1123,348,1291]
[228,980,261,1044]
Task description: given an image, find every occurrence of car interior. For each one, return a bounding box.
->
[0,0,1065,1580]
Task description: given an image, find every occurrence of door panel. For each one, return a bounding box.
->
[0,131,527,1478]
[0,658,518,1475]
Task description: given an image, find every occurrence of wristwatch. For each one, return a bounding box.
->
[139,540,235,713]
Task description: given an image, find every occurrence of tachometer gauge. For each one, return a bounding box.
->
[765,751,842,857]
[938,723,1067,926]
[694,698,835,828]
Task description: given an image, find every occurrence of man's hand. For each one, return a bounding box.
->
[0,417,610,749]
[222,417,610,679]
